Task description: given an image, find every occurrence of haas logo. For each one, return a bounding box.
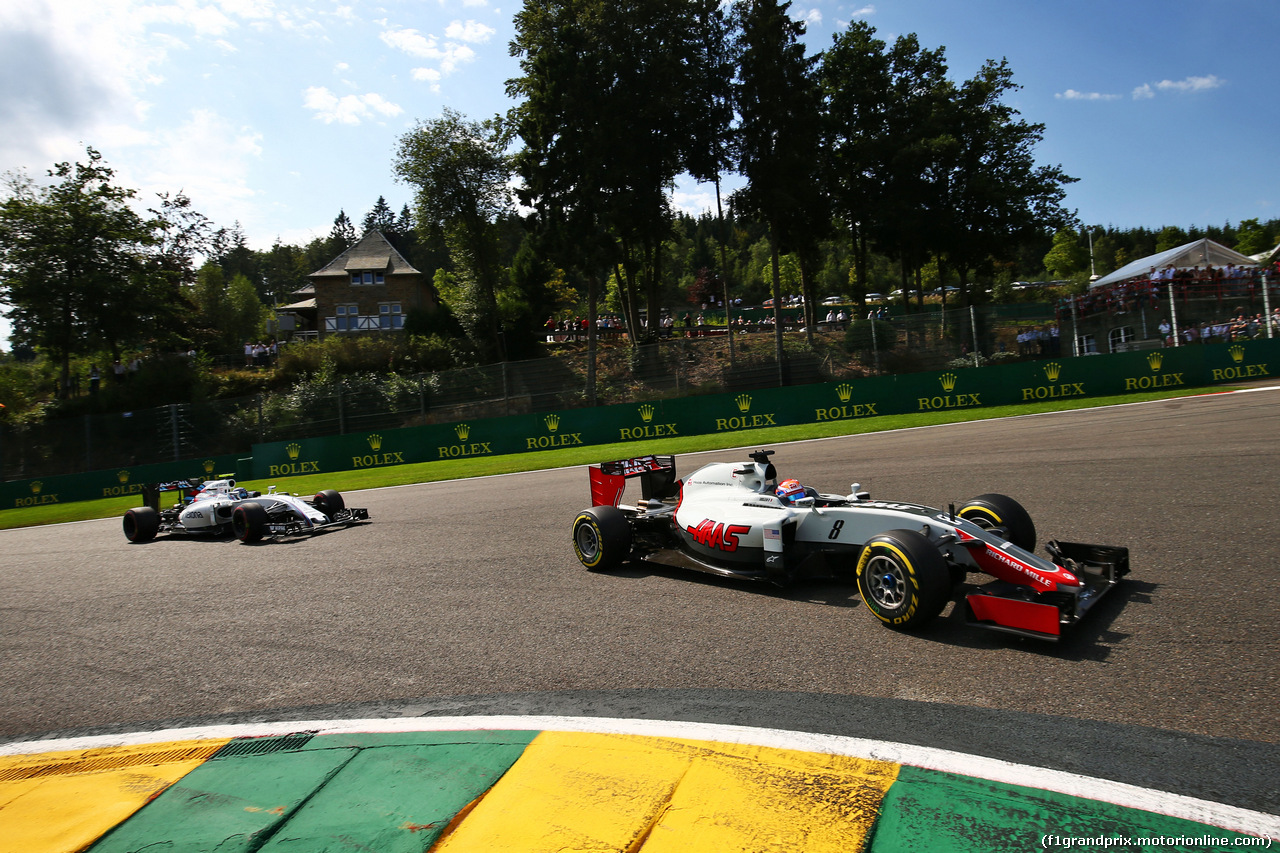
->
[686,519,750,553]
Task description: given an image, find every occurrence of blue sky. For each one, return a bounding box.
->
[1,0,1277,345]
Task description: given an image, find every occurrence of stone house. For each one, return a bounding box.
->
[276,230,436,341]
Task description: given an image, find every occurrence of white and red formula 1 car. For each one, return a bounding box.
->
[572,450,1129,641]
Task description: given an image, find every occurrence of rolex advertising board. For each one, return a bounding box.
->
[5,339,1275,509]
[0,454,243,510]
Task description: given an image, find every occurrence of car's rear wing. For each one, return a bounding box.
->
[141,474,235,512]
[588,455,678,507]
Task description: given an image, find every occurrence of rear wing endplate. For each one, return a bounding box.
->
[589,455,678,507]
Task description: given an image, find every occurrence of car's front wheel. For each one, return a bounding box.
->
[958,493,1036,552]
[856,528,950,630]
[572,506,632,571]
[123,507,159,543]
[313,489,345,517]
[232,502,268,543]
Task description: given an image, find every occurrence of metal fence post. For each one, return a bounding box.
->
[337,384,346,435]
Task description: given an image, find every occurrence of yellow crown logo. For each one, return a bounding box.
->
[203,459,215,474]
[117,470,130,484]
[286,442,301,460]
[1044,362,1061,382]
[939,373,957,392]
[836,383,853,402]
[638,404,655,423]
[30,481,42,494]
[1229,344,1245,363]
[735,394,752,413]
[455,423,470,441]
[367,433,383,451]
[1147,352,1163,371]
[545,414,560,433]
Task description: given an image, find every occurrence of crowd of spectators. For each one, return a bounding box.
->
[1162,307,1279,346]
[1066,262,1273,320]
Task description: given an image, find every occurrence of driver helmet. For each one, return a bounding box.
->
[775,478,805,503]
[231,487,249,500]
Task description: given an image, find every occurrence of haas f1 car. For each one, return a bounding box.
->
[123,478,369,544]
[572,451,1128,641]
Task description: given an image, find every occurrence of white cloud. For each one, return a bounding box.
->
[381,24,479,77]
[1133,75,1224,99]
[132,108,263,208]
[1155,74,1224,94]
[445,20,495,42]
[1056,89,1121,102]
[302,86,403,124]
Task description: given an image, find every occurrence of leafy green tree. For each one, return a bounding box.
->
[1233,218,1272,256]
[820,21,892,309]
[0,148,160,396]
[1043,228,1088,277]
[731,0,822,367]
[393,108,513,360]
[933,59,1076,303]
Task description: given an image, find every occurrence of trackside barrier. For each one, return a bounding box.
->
[3,339,1275,509]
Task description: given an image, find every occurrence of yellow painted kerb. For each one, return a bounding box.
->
[0,738,229,853]
[432,731,900,853]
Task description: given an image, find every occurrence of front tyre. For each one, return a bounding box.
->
[232,502,269,543]
[123,507,159,543]
[958,493,1036,552]
[572,506,632,571]
[313,489,345,517]
[856,528,950,630]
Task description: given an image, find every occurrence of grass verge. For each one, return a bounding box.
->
[0,384,1243,531]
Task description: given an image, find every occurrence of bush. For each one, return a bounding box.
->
[844,319,897,351]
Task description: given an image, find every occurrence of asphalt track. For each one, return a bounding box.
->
[1,386,1278,848]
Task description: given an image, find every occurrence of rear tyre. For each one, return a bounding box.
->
[572,506,632,571]
[232,501,268,543]
[313,489,345,517]
[123,507,159,543]
[958,493,1036,552]
[856,528,950,630]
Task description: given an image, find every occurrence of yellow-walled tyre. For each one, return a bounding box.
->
[856,529,950,630]
[572,506,632,571]
[959,493,1036,553]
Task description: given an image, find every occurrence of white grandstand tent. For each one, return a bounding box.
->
[1090,238,1259,289]
[1249,242,1280,264]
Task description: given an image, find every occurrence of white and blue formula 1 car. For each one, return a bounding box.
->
[123,477,369,544]
[572,451,1128,641]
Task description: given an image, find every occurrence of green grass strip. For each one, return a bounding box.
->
[0,385,1237,531]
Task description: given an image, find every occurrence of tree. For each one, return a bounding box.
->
[933,59,1077,304]
[1233,218,1272,257]
[0,148,159,396]
[393,108,513,360]
[362,196,397,234]
[732,0,822,373]
[1043,228,1088,278]
[820,21,892,308]
[328,210,357,256]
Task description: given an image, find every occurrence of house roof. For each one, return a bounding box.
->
[310,230,421,278]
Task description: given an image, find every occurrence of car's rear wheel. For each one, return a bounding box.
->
[313,489,345,517]
[232,501,268,543]
[856,528,950,630]
[123,507,159,543]
[572,506,632,571]
[958,493,1036,552]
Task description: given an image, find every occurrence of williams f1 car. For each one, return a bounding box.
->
[123,477,369,544]
[572,451,1128,641]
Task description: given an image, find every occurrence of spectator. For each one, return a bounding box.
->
[89,365,100,395]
